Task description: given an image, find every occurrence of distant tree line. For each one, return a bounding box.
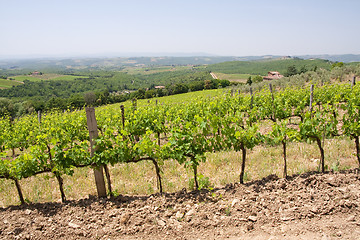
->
[0,77,230,118]
[284,65,313,77]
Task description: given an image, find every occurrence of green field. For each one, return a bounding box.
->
[121,65,194,75]
[0,79,23,88]
[0,74,87,89]
[213,73,255,83]
[10,74,86,83]
[138,88,223,106]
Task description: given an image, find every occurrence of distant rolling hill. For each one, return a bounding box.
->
[0,54,359,71]
[297,54,360,63]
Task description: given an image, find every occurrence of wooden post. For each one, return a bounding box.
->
[352,76,356,89]
[309,84,314,113]
[9,117,15,157]
[37,110,41,124]
[250,87,253,110]
[131,100,140,141]
[269,83,275,121]
[120,105,125,129]
[85,107,107,198]
[132,98,137,111]
[269,83,274,101]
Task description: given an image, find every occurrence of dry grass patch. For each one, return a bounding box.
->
[0,137,358,207]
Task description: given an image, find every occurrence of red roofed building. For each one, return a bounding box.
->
[263,71,283,80]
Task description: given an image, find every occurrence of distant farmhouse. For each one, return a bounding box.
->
[31,71,43,76]
[263,71,283,81]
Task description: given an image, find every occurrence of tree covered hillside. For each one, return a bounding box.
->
[207,58,332,76]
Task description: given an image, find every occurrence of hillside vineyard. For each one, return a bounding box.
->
[1,82,360,204]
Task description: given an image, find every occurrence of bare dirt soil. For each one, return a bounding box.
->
[1,169,360,240]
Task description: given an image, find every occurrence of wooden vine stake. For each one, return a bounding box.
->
[120,105,125,129]
[352,76,356,89]
[37,110,42,124]
[132,99,140,141]
[250,87,253,110]
[269,83,274,101]
[132,98,137,111]
[269,83,276,121]
[239,143,246,184]
[86,107,107,198]
[282,136,287,179]
[309,84,314,114]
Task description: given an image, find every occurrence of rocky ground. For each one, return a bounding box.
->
[1,169,360,240]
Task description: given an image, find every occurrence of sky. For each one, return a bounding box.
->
[1,0,360,58]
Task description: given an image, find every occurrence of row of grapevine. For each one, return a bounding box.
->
[0,81,359,204]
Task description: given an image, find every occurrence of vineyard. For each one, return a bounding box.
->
[1,78,360,206]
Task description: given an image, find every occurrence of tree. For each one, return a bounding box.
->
[134,88,145,99]
[246,76,252,85]
[285,65,298,77]
[156,88,165,97]
[204,79,219,89]
[0,98,15,118]
[145,89,156,99]
[331,62,344,69]
[252,75,263,83]
[173,83,189,94]
[84,92,97,106]
[189,81,204,91]
[299,65,308,74]
[219,79,230,88]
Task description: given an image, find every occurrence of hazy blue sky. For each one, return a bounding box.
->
[1,0,360,58]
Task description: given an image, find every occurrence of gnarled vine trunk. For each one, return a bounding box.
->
[239,143,247,184]
[315,137,325,173]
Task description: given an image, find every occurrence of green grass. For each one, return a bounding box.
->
[139,89,223,106]
[0,79,23,88]
[214,73,257,83]
[10,74,87,82]
[156,89,222,102]
[50,75,87,81]
[103,88,224,111]
[0,137,357,207]
[122,65,193,75]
